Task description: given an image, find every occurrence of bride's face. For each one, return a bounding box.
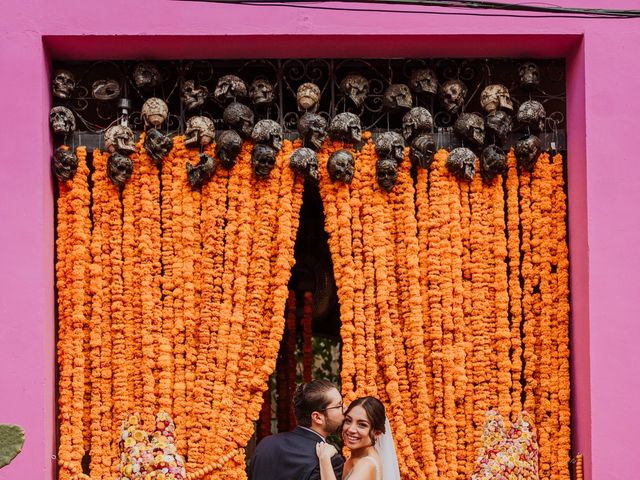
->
[342,405,374,450]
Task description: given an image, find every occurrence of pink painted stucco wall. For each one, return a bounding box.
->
[1,1,639,478]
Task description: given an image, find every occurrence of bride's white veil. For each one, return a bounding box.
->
[374,417,401,480]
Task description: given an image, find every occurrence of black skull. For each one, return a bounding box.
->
[214,75,248,105]
[289,147,318,181]
[518,62,540,89]
[327,150,355,184]
[446,147,477,181]
[376,158,398,192]
[181,80,209,111]
[298,113,327,151]
[107,152,134,188]
[410,68,439,96]
[485,110,513,147]
[144,128,173,166]
[402,107,433,142]
[52,70,75,99]
[222,103,255,138]
[186,153,217,189]
[480,145,507,181]
[517,100,546,133]
[375,132,405,165]
[91,79,121,100]
[215,130,243,170]
[52,147,78,182]
[439,80,468,115]
[515,135,542,172]
[383,84,413,111]
[249,77,275,107]
[454,113,485,146]
[251,119,283,150]
[252,144,278,179]
[339,74,369,108]
[328,113,362,144]
[409,134,436,170]
[133,63,162,90]
[49,106,76,136]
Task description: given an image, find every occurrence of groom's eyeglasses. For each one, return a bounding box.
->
[322,402,344,412]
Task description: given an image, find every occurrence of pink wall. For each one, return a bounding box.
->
[1,1,639,478]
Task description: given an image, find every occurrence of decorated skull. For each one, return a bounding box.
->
[52,147,79,182]
[410,68,439,96]
[375,132,406,165]
[222,102,255,138]
[382,84,413,111]
[327,149,355,184]
[49,106,76,136]
[480,145,507,181]
[328,112,362,144]
[402,107,433,142]
[515,135,542,172]
[518,62,540,89]
[249,77,275,107]
[133,62,162,90]
[409,134,437,170]
[339,74,369,108]
[141,97,169,128]
[289,147,319,181]
[215,130,243,170]
[439,79,468,115]
[104,125,135,155]
[485,110,513,147]
[454,113,485,146]
[214,75,248,105]
[297,82,321,113]
[52,70,76,99]
[252,143,278,179]
[91,79,121,100]
[107,152,134,188]
[186,153,217,189]
[376,158,398,192]
[181,80,209,111]
[298,113,328,151]
[251,119,283,150]
[144,128,173,166]
[517,100,546,132]
[446,147,477,181]
[480,84,513,113]
[184,116,215,148]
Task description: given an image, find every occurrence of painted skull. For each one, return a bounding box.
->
[289,147,319,181]
[181,80,209,111]
[410,68,439,96]
[376,158,398,192]
[143,128,173,166]
[298,113,328,151]
[515,135,543,172]
[223,102,255,138]
[519,62,540,89]
[251,143,278,179]
[297,82,321,113]
[480,145,507,181]
[215,130,243,170]
[186,153,217,189]
[249,77,275,107]
[49,106,76,136]
[251,119,283,150]
[375,132,406,165]
[133,62,162,90]
[439,79,468,115]
[485,110,513,147]
[107,152,134,188]
[446,147,477,181]
[91,79,121,100]
[454,113,485,146]
[383,84,413,111]
[480,84,513,113]
[517,100,546,132]
[52,70,75,99]
[402,107,433,142]
[214,75,248,105]
[339,74,369,108]
[104,125,135,155]
[184,116,215,148]
[52,147,79,182]
[141,97,169,128]
[409,134,437,170]
[328,112,362,144]
[327,149,355,184]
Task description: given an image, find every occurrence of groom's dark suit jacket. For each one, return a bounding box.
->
[248,426,344,480]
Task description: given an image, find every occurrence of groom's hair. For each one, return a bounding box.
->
[293,379,336,427]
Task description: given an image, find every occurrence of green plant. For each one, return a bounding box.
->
[0,424,24,469]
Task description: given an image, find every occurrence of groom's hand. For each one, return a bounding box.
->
[315,442,338,461]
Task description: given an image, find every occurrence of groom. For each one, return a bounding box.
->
[248,379,345,480]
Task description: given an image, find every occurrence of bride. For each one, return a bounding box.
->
[316,396,400,480]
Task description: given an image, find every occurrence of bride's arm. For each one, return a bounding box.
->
[316,443,339,480]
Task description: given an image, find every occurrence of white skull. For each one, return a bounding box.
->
[480,84,513,113]
[142,98,169,128]
[297,82,321,113]
[49,106,76,135]
[184,116,215,147]
[104,125,135,155]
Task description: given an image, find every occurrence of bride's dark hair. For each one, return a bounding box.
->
[344,396,386,446]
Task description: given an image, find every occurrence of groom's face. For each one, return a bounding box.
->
[320,388,345,435]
